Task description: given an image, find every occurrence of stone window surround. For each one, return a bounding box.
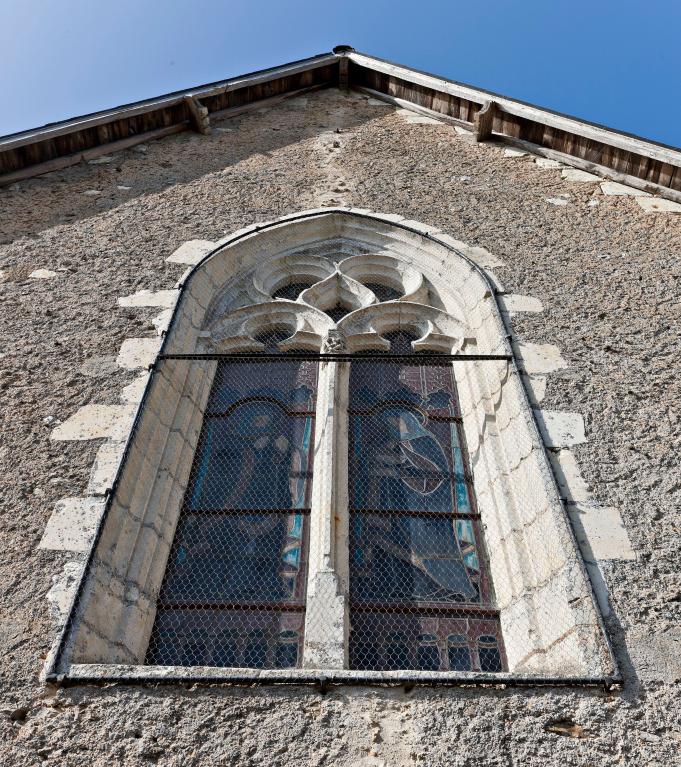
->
[44,208,619,686]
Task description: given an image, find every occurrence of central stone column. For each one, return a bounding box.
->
[302,330,350,668]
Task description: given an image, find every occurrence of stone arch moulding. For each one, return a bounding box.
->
[45,208,619,686]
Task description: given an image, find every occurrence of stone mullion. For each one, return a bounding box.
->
[301,353,350,669]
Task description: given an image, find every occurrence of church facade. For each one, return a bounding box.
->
[1,48,680,765]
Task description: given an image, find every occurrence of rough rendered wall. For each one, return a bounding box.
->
[1,89,680,765]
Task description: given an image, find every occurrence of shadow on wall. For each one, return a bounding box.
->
[0,89,383,245]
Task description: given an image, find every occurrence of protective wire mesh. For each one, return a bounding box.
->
[145,338,506,672]
[272,282,315,301]
[146,357,318,668]
[347,333,504,672]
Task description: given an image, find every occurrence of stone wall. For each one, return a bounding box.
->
[1,88,679,765]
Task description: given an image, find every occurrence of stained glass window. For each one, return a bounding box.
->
[348,332,505,672]
[146,358,317,668]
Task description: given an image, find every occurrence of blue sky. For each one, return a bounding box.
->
[2,0,680,145]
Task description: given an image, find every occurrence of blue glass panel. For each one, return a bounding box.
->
[276,642,299,668]
[350,359,459,418]
[478,635,503,672]
[162,512,306,603]
[350,409,470,515]
[418,644,441,670]
[244,631,267,668]
[207,360,317,413]
[350,514,480,603]
[455,519,480,573]
[448,645,472,671]
[189,404,314,510]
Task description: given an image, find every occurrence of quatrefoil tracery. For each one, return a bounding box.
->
[203,252,472,354]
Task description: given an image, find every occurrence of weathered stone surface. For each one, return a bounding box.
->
[568,504,636,560]
[535,410,586,447]
[500,294,543,314]
[117,289,178,308]
[78,356,120,378]
[120,373,149,404]
[516,342,567,374]
[396,108,442,125]
[87,156,115,165]
[636,196,681,213]
[151,308,172,335]
[166,239,215,265]
[46,561,85,625]
[1,87,680,767]
[38,497,105,552]
[436,233,505,268]
[562,168,600,182]
[523,374,547,404]
[116,337,161,369]
[601,181,651,196]
[87,439,127,495]
[50,403,136,441]
[535,158,562,169]
[548,449,590,502]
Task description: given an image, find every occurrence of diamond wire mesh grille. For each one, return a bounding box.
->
[145,338,506,672]
[272,282,315,301]
[363,282,402,302]
[146,357,318,668]
[347,333,505,673]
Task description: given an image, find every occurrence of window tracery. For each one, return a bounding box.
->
[52,210,613,684]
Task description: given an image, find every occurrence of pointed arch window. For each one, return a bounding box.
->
[50,210,614,685]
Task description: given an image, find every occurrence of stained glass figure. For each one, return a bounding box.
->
[147,358,317,668]
[348,332,505,672]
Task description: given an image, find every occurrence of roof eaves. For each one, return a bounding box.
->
[0,51,338,150]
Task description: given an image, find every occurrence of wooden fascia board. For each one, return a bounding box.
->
[0,53,339,152]
[348,52,681,168]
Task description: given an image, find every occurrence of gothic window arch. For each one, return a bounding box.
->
[50,210,614,684]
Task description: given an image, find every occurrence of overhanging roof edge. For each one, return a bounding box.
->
[0,51,338,150]
[348,51,681,158]
[0,46,679,195]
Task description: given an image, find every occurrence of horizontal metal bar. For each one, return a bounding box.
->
[350,509,480,520]
[158,353,513,362]
[157,602,306,612]
[182,507,311,516]
[348,406,462,422]
[349,603,499,616]
[205,408,316,418]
